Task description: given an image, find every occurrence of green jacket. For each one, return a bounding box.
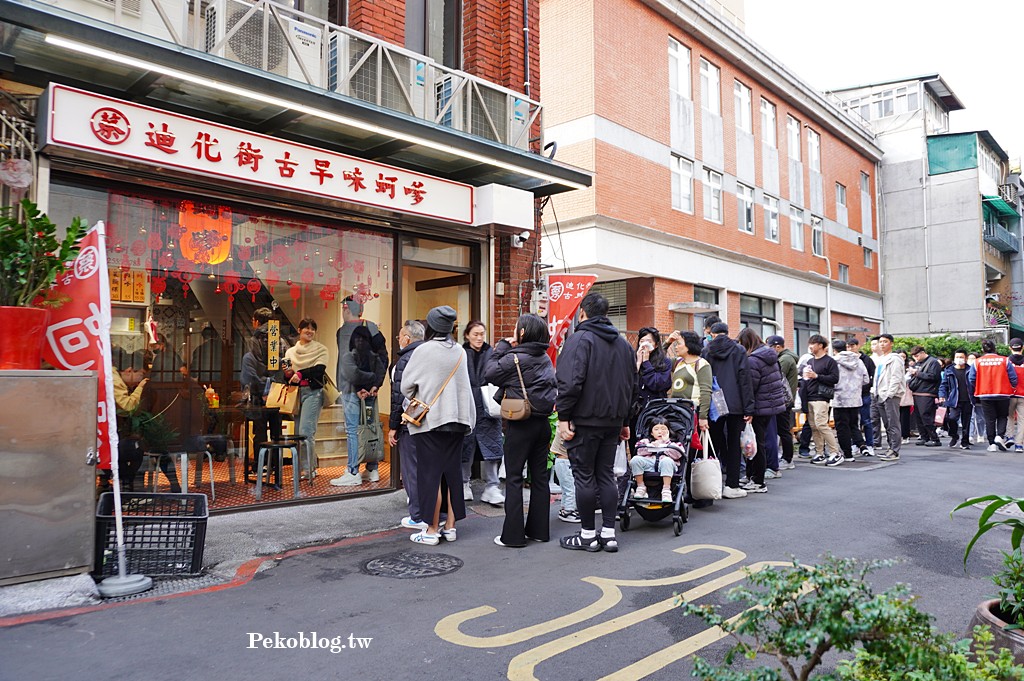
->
[777,348,799,405]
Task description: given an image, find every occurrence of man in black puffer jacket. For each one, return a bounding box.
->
[556,292,637,553]
[389,319,426,529]
[701,322,755,498]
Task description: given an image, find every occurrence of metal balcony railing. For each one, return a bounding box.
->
[50,0,542,151]
[984,221,1020,254]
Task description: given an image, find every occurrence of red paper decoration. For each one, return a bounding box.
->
[150,275,167,300]
[246,278,262,302]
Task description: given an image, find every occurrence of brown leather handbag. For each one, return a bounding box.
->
[500,354,532,421]
[402,353,463,427]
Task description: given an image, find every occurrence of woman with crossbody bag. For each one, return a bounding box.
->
[483,314,557,547]
[669,331,714,507]
[400,306,476,546]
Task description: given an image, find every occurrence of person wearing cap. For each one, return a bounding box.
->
[701,321,755,498]
[847,337,876,456]
[973,338,1018,452]
[401,305,476,545]
[1007,338,1024,453]
[767,335,798,469]
[907,345,942,447]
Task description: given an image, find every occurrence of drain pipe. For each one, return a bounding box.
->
[522,0,531,98]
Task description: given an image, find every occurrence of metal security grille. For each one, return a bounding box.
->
[590,280,628,331]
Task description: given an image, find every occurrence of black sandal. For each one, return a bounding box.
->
[560,532,601,552]
[598,535,618,553]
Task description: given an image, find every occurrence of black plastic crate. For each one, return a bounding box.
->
[94,492,208,577]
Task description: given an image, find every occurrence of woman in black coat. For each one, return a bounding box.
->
[737,328,788,494]
[483,314,557,548]
[632,326,673,450]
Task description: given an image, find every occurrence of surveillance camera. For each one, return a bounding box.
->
[519,231,531,240]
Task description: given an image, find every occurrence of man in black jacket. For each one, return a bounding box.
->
[556,292,637,553]
[389,319,425,529]
[701,322,755,498]
[908,345,942,446]
[804,334,841,466]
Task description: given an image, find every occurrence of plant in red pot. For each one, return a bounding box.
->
[0,199,84,369]
[953,494,1024,664]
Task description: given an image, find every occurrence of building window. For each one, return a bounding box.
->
[860,172,870,193]
[793,304,820,352]
[790,207,804,251]
[703,168,723,223]
[760,98,776,148]
[787,115,801,161]
[836,182,847,207]
[871,84,920,120]
[863,247,873,269]
[669,38,691,99]
[807,129,821,172]
[981,145,1003,185]
[692,285,719,332]
[764,194,779,242]
[734,80,752,133]
[589,280,628,331]
[700,59,720,114]
[671,155,694,213]
[405,0,462,69]
[843,96,870,121]
[737,183,754,233]
[811,215,824,256]
[838,263,849,283]
[740,294,777,340]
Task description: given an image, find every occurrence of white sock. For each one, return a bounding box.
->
[580,528,596,539]
[600,527,615,539]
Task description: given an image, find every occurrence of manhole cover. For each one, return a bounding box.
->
[362,551,463,579]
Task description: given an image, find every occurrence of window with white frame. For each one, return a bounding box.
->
[703,169,723,223]
[925,94,949,133]
[787,115,801,160]
[764,195,779,242]
[760,98,776,148]
[895,84,919,113]
[737,183,754,233]
[843,97,870,121]
[793,305,820,352]
[671,154,694,214]
[860,171,870,193]
[811,215,824,256]
[734,80,752,133]
[836,182,847,207]
[790,207,804,251]
[980,145,1003,185]
[838,263,849,284]
[807,129,821,171]
[871,84,920,120]
[700,59,720,114]
[863,247,873,269]
[668,38,691,99]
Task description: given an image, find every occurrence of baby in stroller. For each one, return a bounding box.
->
[631,418,685,502]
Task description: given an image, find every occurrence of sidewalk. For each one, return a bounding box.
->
[0,488,410,619]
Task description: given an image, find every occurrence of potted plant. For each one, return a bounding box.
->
[954,495,1024,663]
[0,198,84,369]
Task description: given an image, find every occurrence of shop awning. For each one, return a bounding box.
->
[983,195,1021,219]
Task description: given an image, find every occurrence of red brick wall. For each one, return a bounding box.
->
[493,224,540,338]
[831,311,880,346]
[463,0,539,99]
[348,0,405,44]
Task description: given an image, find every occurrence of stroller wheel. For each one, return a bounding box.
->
[620,510,631,532]
[673,517,682,536]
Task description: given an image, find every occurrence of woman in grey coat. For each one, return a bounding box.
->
[461,321,505,506]
[401,306,476,545]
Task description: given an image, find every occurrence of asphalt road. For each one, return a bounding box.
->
[1,443,1018,681]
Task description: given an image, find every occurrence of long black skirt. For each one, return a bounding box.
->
[412,429,467,524]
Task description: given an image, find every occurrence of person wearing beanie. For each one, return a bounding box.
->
[401,305,476,546]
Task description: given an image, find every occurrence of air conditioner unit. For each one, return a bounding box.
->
[205,0,322,88]
[508,96,531,149]
[55,0,188,43]
[435,74,464,130]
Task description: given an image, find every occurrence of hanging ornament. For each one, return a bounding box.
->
[150,275,167,301]
[353,259,365,277]
[272,244,290,268]
[301,267,315,292]
[130,239,146,257]
[246,278,262,302]
[114,244,123,254]
[120,254,131,272]
[174,269,196,296]
[289,284,301,308]
[178,200,231,265]
[148,233,163,250]
[158,252,174,270]
[265,270,280,293]
[303,253,310,262]
[254,230,269,246]
[319,286,336,309]
[237,245,252,261]
[222,270,242,308]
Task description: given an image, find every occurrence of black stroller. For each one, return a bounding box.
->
[618,398,695,536]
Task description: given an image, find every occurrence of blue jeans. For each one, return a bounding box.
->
[343,392,377,475]
[296,386,323,475]
[860,394,874,448]
[553,457,576,512]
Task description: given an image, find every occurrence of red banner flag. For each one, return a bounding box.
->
[546,273,597,366]
[42,222,117,469]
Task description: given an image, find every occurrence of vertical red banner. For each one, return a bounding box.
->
[42,223,117,469]
[545,273,597,367]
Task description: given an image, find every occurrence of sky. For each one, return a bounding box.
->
[743,0,1024,163]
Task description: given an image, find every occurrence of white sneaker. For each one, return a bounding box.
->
[988,444,999,452]
[635,486,648,499]
[367,469,380,482]
[723,486,748,499]
[463,482,474,501]
[330,471,364,486]
[778,460,796,470]
[765,469,781,479]
[861,446,875,457]
[480,486,505,506]
[995,435,1010,452]
[661,489,673,502]
[825,453,844,467]
[401,516,428,530]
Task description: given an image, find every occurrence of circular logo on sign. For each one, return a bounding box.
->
[89,107,131,145]
[73,245,100,280]
[548,282,565,301]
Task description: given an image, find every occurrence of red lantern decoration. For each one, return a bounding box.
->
[290,284,301,308]
[158,252,174,270]
[174,270,195,295]
[246,278,262,302]
[178,200,231,265]
[150,275,167,300]
[264,270,280,293]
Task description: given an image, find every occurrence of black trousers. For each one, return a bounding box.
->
[709,414,744,488]
[947,402,974,446]
[982,399,1011,444]
[798,420,812,453]
[567,425,620,531]
[775,409,794,463]
[501,416,551,545]
[834,406,865,457]
[748,415,770,486]
[913,395,938,442]
[118,438,145,490]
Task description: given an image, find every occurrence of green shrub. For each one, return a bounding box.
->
[888,334,1009,359]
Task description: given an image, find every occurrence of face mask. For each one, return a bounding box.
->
[705,333,713,342]
[955,358,966,367]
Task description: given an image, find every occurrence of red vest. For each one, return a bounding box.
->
[975,354,1015,398]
